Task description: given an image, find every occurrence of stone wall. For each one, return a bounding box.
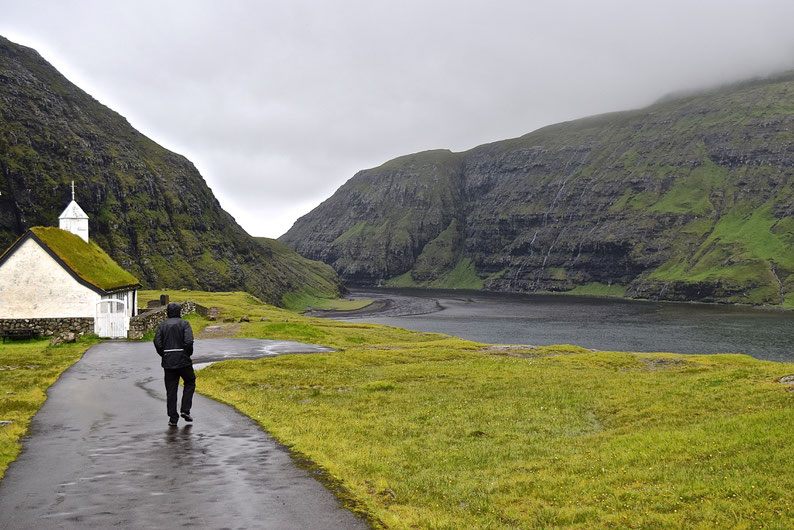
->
[127,301,207,340]
[0,317,94,338]
[0,301,208,341]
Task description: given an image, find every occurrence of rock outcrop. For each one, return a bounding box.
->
[281,72,794,305]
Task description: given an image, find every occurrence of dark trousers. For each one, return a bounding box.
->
[164,366,196,421]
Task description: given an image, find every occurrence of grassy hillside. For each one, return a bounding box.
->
[254,238,351,310]
[0,35,342,305]
[282,72,794,305]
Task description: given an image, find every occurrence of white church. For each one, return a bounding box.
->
[0,186,140,338]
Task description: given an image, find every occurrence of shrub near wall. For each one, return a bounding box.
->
[0,318,93,338]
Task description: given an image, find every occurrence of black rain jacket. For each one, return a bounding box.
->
[153,303,194,369]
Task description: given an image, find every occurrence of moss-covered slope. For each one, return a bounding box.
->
[254,237,343,307]
[281,72,794,305]
[0,36,342,305]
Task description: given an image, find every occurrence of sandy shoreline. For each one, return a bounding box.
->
[304,289,445,319]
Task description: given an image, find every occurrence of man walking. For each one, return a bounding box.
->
[153,302,195,426]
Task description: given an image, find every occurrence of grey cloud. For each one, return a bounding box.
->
[2,0,794,237]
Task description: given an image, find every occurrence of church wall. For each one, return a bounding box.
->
[0,238,99,318]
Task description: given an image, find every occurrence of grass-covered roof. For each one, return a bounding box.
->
[29,227,140,292]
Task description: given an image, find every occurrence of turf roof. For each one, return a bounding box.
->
[27,227,140,292]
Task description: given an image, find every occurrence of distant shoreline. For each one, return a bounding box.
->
[303,286,794,361]
[312,286,794,318]
[303,298,393,318]
[304,289,446,319]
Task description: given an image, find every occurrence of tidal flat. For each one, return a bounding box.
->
[331,287,794,362]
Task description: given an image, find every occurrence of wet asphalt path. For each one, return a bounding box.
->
[0,339,367,529]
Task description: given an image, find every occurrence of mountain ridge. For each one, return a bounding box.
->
[281,70,794,305]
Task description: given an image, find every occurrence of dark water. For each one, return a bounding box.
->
[342,288,794,363]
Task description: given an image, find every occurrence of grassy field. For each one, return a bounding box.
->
[139,290,794,528]
[0,337,97,481]
[138,288,372,322]
[4,290,791,525]
[282,291,374,313]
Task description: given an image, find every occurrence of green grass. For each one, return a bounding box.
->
[138,289,277,336]
[0,337,97,481]
[435,258,484,290]
[412,220,463,282]
[385,259,484,290]
[648,155,729,215]
[255,237,343,303]
[644,201,794,305]
[567,282,628,298]
[333,221,371,245]
[182,290,794,528]
[139,288,371,319]
[138,289,267,315]
[313,298,374,311]
[282,288,373,313]
[384,271,418,288]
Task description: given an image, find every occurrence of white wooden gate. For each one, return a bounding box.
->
[95,299,129,338]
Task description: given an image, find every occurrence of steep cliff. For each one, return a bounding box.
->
[0,36,342,305]
[281,72,794,305]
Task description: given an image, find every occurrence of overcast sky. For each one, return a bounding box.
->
[2,1,794,238]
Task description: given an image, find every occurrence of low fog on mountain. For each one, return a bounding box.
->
[2,0,794,237]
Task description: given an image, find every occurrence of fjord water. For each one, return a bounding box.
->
[344,288,794,362]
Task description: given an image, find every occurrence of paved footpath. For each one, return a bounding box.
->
[0,339,368,529]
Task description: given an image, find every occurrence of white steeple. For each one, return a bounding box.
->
[58,181,89,242]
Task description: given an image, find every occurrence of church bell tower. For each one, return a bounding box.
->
[58,181,89,242]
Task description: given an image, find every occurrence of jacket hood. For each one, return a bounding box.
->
[166,302,182,318]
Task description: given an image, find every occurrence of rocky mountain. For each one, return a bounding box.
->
[281,72,794,305]
[0,36,342,306]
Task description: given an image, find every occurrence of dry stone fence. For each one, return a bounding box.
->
[127,300,208,339]
[0,317,93,338]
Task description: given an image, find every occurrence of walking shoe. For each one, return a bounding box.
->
[180,412,193,422]
[168,418,178,426]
